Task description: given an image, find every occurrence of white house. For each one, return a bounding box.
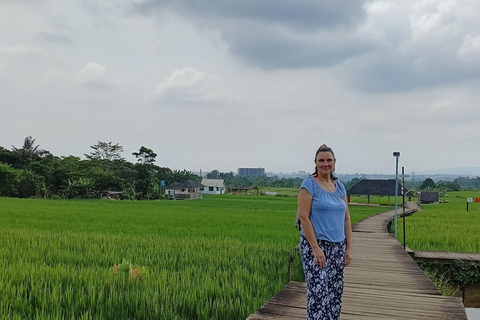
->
[200,179,226,195]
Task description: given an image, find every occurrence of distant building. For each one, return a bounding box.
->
[238,168,265,177]
[164,180,204,200]
[347,179,401,205]
[419,191,439,204]
[347,179,400,196]
[200,179,225,195]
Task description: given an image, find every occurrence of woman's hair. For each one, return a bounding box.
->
[313,144,337,180]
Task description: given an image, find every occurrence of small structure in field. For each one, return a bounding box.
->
[419,191,439,204]
[200,179,226,195]
[347,179,401,205]
[100,190,124,200]
[164,180,204,200]
[229,186,253,194]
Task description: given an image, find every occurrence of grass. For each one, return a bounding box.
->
[0,194,385,319]
[396,191,480,253]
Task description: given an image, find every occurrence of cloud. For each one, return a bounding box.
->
[0,44,45,56]
[135,0,367,30]
[458,34,480,62]
[74,62,106,79]
[134,0,480,92]
[134,0,371,69]
[157,67,218,95]
[155,67,233,106]
[73,62,115,90]
[346,0,480,92]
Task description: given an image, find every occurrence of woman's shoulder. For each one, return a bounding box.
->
[334,179,347,193]
[299,176,319,195]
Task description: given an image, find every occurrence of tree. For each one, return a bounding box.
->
[11,136,46,166]
[206,170,221,179]
[16,169,45,198]
[168,169,201,184]
[132,146,157,165]
[0,146,15,165]
[419,178,436,190]
[84,141,124,161]
[0,163,19,196]
[437,180,461,192]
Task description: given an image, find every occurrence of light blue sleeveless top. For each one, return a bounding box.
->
[299,176,347,242]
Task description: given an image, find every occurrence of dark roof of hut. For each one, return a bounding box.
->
[419,191,439,203]
[164,180,204,189]
[347,179,401,196]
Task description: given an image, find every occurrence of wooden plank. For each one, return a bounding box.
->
[247,203,468,320]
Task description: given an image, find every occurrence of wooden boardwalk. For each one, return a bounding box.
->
[247,203,468,319]
[408,250,480,264]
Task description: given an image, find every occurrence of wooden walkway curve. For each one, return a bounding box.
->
[247,202,468,319]
[408,250,480,264]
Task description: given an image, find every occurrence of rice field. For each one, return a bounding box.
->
[0,195,384,319]
[396,191,480,253]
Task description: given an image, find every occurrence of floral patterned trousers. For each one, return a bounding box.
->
[300,233,346,320]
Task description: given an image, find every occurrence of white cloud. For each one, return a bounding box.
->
[157,67,218,95]
[155,67,230,106]
[74,62,106,80]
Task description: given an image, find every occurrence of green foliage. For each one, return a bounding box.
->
[436,180,461,191]
[207,169,302,189]
[132,146,157,164]
[17,169,45,198]
[419,178,436,190]
[64,178,96,199]
[451,176,480,190]
[11,136,46,166]
[0,146,15,165]
[0,163,19,196]
[84,141,124,161]
[419,260,480,293]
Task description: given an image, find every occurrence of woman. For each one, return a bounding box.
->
[298,144,352,320]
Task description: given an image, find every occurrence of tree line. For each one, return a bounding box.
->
[2,137,478,200]
[0,137,304,199]
[0,137,200,199]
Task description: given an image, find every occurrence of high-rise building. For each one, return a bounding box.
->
[237,168,265,177]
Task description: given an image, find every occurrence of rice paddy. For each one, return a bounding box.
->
[0,195,384,319]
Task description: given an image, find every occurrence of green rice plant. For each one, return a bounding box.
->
[395,191,480,253]
[0,195,382,319]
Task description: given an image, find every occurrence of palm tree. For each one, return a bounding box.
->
[12,136,44,165]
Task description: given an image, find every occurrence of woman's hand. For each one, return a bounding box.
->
[344,247,352,267]
[312,246,326,268]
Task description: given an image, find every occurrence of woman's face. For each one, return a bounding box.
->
[315,151,335,175]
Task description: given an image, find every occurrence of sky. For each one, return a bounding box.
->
[1,0,480,175]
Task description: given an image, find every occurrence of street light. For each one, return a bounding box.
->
[393,152,400,238]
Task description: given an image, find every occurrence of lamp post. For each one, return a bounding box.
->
[393,152,400,238]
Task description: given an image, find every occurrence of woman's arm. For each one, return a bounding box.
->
[298,188,326,268]
[344,197,352,266]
